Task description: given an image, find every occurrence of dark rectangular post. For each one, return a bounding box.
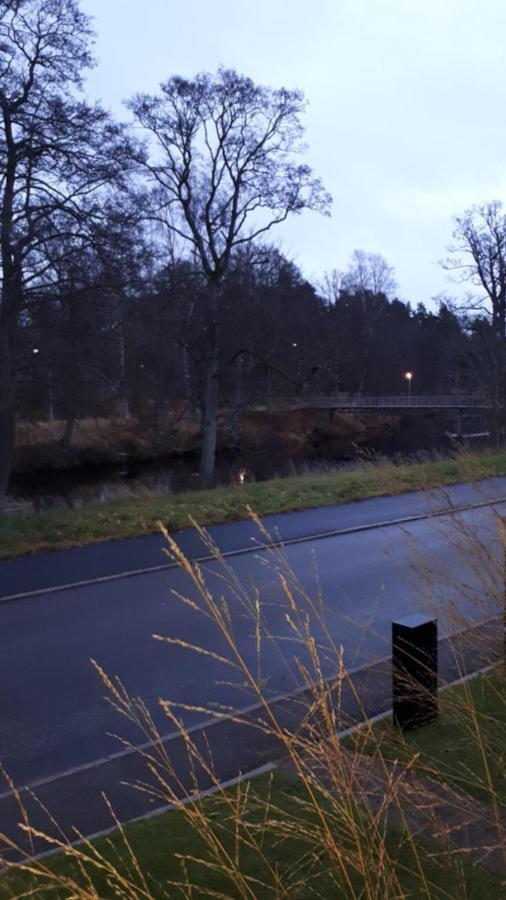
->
[392,613,438,730]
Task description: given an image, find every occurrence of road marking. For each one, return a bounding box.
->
[0,649,391,801]
[1,493,506,603]
[0,612,500,803]
[2,663,496,867]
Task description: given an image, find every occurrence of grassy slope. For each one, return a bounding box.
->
[348,669,506,805]
[3,673,504,897]
[2,450,506,559]
[3,774,503,898]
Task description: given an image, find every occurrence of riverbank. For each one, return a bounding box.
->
[1,450,506,559]
[9,408,398,508]
[13,408,392,476]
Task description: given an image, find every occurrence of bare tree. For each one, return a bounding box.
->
[341,249,397,298]
[0,0,136,504]
[324,250,397,394]
[443,201,506,339]
[129,67,331,484]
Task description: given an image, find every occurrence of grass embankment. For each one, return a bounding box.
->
[3,778,502,899]
[2,450,506,559]
[3,672,504,898]
[347,669,506,805]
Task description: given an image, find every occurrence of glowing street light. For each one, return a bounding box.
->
[404,371,413,405]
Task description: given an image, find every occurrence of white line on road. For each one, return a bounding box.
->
[0,612,500,804]
[1,650,394,800]
[2,664,495,868]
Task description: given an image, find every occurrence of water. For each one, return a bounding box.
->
[6,416,491,512]
[8,449,345,511]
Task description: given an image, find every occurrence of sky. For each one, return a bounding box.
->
[81,0,506,305]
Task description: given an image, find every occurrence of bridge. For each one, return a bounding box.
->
[256,395,490,412]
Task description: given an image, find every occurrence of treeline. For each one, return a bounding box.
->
[1,1,506,504]
[19,244,481,428]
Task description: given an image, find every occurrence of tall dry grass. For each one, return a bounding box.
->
[0,497,505,897]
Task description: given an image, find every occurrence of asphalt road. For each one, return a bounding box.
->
[0,477,504,856]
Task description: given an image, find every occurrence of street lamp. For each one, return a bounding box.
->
[404,371,413,405]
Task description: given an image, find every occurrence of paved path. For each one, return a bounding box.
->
[0,478,504,857]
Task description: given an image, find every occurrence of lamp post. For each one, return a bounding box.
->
[405,371,413,406]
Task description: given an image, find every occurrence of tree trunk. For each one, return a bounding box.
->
[357,342,371,395]
[199,323,219,485]
[0,105,19,508]
[500,299,506,341]
[358,322,373,395]
[265,365,273,414]
[0,328,15,507]
[118,319,130,419]
[229,354,244,446]
[199,282,221,485]
[180,343,193,411]
[61,414,76,451]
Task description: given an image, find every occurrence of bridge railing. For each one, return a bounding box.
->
[314,395,487,409]
[254,395,489,410]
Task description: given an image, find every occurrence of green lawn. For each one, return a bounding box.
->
[2,450,506,559]
[2,770,503,899]
[2,672,505,899]
[347,669,506,805]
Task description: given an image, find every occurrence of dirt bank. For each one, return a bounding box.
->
[13,408,395,475]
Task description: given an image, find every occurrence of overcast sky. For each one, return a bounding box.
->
[81,0,506,305]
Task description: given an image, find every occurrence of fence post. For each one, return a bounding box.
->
[392,613,438,730]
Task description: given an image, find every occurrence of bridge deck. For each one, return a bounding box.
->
[254,396,489,411]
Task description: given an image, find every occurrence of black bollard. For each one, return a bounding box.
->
[392,613,438,730]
